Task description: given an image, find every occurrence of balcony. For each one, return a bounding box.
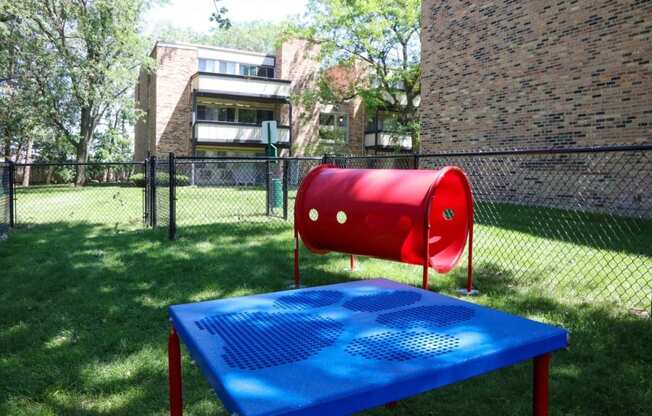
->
[195,122,290,146]
[191,72,291,101]
[364,131,412,150]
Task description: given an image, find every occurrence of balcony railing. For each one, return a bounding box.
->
[195,122,290,145]
[364,131,412,150]
[191,72,291,100]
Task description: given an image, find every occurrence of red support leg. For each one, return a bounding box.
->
[169,326,183,416]
[466,219,474,293]
[294,239,300,288]
[350,254,356,271]
[422,263,429,290]
[533,353,551,416]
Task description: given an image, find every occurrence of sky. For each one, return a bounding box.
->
[142,0,309,35]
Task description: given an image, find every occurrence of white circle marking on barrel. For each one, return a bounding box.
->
[309,209,319,221]
[336,211,347,224]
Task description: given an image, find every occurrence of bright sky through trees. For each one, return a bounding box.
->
[142,0,308,34]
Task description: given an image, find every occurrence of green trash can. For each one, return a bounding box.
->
[272,178,283,209]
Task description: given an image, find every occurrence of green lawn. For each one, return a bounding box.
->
[1,185,651,415]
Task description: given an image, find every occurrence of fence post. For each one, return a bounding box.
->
[283,160,289,220]
[8,160,15,227]
[150,155,157,228]
[414,153,420,169]
[169,153,176,240]
[266,160,272,216]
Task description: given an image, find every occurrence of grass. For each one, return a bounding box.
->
[1,185,651,415]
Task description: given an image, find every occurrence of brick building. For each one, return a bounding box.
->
[134,39,412,160]
[420,0,652,152]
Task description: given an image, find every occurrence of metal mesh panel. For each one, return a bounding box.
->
[13,162,145,227]
[173,157,322,236]
[415,150,652,309]
[153,158,170,228]
[0,162,10,239]
[327,155,416,169]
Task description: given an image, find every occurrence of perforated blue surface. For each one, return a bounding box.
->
[170,279,568,416]
[274,290,343,310]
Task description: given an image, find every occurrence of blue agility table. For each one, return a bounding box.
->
[168,279,568,416]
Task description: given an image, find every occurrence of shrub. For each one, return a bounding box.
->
[130,173,190,187]
[130,173,146,187]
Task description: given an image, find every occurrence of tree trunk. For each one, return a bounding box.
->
[75,107,94,186]
[22,137,34,187]
[46,166,54,184]
[2,131,10,160]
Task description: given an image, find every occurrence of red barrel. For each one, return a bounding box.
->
[295,165,473,273]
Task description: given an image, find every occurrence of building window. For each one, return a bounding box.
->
[197,105,218,121]
[257,66,274,78]
[320,112,349,129]
[197,105,274,125]
[238,109,257,124]
[218,107,236,122]
[256,110,274,124]
[197,105,235,122]
[199,58,217,73]
[240,64,275,78]
[219,61,237,75]
[319,112,349,145]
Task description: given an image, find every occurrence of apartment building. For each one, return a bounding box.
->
[134,39,412,160]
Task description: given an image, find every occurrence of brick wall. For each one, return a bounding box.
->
[420,0,652,152]
[133,64,154,160]
[153,45,197,156]
[322,64,369,154]
[277,39,322,155]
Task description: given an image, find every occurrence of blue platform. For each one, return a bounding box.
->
[169,279,568,416]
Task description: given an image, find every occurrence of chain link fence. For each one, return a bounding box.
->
[1,146,650,311]
[420,149,651,310]
[1,161,13,239]
[11,162,146,228]
[171,156,322,237]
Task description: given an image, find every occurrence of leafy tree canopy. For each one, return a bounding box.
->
[290,0,421,150]
[0,0,153,183]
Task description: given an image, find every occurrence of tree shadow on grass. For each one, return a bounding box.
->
[0,221,356,415]
[1,223,651,415]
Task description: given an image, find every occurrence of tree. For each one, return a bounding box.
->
[292,0,421,150]
[210,0,231,30]
[2,0,153,185]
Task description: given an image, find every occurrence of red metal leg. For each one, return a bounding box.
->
[169,326,183,416]
[350,254,356,271]
[533,353,551,416]
[422,263,429,289]
[294,241,300,288]
[466,218,474,293]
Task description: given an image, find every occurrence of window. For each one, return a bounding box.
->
[319,113,335,126]
[240,64,257,77]
[199,58,217,73]
[218,107,236,122]
[257,66,274,78]
[198,105,273,125]
[257,110,274,124]
[197,105,235,122]
[219,61,237,75]
[238,109,257,124]
[197,105,219,121]
[240,64,275,78]
[320,112,348,129]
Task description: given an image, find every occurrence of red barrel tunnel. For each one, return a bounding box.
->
[294,165,474,288]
